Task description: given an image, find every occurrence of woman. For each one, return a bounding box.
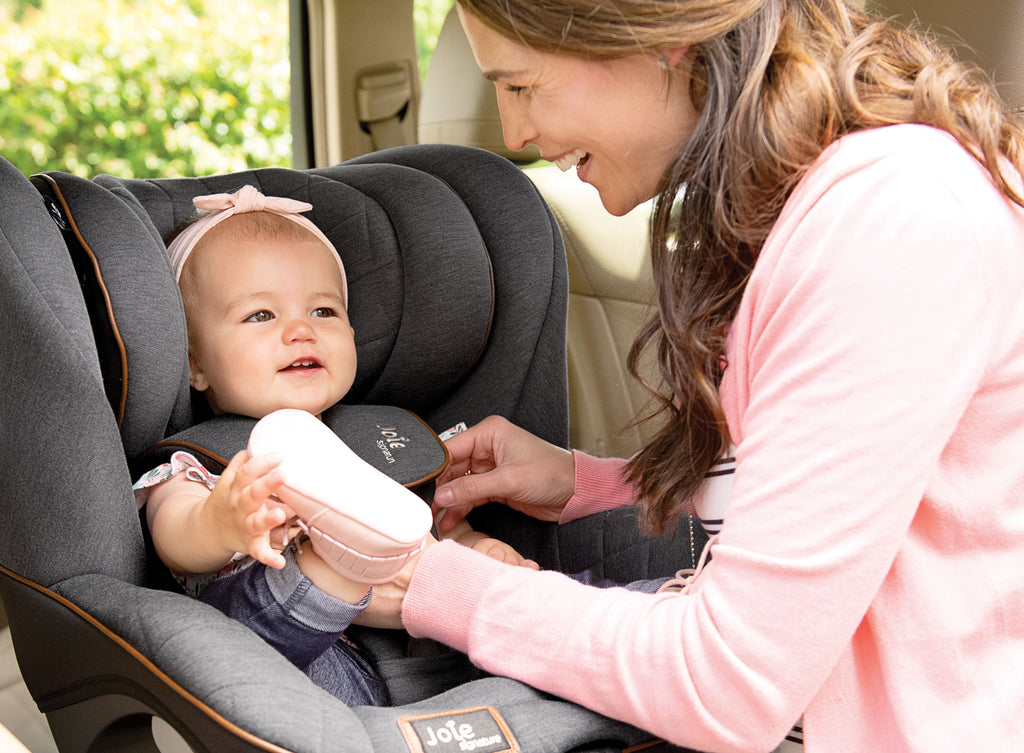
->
[393,1,1024,751]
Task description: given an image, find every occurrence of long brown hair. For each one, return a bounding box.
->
[459,0,1024,533]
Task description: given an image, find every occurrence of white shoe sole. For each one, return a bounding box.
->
[248,408,433,583]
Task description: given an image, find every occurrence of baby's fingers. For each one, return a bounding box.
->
[229,452,286,515]
[249,534,288,570]
[247,503,287,534]
[239,452,284,490]
[240,507,289,568]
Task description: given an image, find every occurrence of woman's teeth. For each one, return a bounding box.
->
[554,148,588,172]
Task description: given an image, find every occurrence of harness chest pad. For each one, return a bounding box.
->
[140,404,450,494]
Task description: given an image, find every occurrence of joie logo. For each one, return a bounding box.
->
[400,708,517,753]
[376,426,410,465]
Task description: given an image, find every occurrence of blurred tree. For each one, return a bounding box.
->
[414,0,453,83]
[0,0,290,178]
[0,0,454,179]
[6,0,41,22]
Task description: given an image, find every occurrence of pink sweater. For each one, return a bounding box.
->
[403,125,1024,752]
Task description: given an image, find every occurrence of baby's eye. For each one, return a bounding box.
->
[245,310,274,323]
[312,307,337,318]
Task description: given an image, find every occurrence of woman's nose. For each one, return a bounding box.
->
[498,100,538,153]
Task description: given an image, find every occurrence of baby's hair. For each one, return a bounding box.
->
[194,210,321,250]
[167,204,314,247]
[177,211,328,338]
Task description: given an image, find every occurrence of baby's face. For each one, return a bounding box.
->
[184,234,356,418]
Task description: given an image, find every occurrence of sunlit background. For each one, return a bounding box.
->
[0,0,452,177]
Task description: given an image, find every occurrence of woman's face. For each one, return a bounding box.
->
[459,8,699,216]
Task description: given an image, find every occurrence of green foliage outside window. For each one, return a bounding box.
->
[1,0,292,178]
[415,0,453,81]
[0,0,454,179]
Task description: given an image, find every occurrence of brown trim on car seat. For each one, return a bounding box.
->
[0,564,295,753]
[145,440,232,474]
[622,739,673,753]
[30,174,130,428]
[395,409,452,487]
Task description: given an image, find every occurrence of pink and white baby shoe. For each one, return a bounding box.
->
[248,408,433,583]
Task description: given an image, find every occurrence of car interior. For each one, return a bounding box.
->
[1,0,1021,751]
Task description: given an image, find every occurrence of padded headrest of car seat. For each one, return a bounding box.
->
[31,172,190,462]
[33,165,494,464]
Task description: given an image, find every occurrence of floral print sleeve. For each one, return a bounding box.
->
[133,451,221,509]
[133,452,255,597]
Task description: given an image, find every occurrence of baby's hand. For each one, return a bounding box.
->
[469,536,540,570]
[203,450,290,569]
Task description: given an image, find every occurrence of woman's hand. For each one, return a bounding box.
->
[354,535,437,629]
[432,416,576,533]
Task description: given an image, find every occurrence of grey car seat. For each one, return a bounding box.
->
[0,144,702,753]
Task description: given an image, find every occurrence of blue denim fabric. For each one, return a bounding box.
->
[569,570,671,593]
[197,545,389,706]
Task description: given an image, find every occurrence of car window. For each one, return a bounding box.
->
[0,0,452,178]
[1,0,291,178]
[415,0,455,85]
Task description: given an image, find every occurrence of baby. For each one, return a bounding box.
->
[134,186,534,706]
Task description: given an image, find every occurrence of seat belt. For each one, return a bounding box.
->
[357,64,413,150]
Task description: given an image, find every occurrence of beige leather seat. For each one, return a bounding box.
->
[872,0,1023,111]
[527,167,660,458]
[420,9,662,458]
[0,723,31,753]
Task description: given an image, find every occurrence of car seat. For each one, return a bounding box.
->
[0,144,703,753]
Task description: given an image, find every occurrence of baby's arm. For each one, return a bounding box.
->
[147,451,373,603]
[146,450,290,574]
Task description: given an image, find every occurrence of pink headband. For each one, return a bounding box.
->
[166,185,348,307]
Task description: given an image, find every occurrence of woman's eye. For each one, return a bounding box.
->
[245,310,273,323]
[503,83,528,96]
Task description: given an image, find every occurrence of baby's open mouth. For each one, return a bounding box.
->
[280,358,322,372]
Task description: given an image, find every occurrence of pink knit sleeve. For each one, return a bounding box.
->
[558,451,636,523]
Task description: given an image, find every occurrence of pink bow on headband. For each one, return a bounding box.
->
[165,185,348,308]
[192,185,312,215]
